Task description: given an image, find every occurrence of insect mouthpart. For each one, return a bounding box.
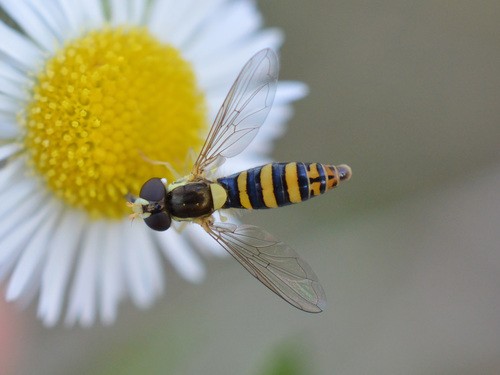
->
[127,197,152,219]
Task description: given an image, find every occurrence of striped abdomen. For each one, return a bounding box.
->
[217,162,352,209]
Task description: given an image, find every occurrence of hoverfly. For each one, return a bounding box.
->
[128,49,351,313]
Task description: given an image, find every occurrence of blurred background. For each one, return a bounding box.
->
[3,0,500,374]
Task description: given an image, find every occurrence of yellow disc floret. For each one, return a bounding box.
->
[23,28,207,218]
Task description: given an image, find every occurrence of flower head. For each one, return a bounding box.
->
[0,0,307,326]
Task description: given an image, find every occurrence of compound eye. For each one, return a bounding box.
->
[144,211,172,231]
[140,178,166,202]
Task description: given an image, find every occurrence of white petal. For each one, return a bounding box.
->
[0,190,49,268]
[0,20,43,70]
[195,28,284,92]
[0,143,20,161]
[160,0,226,48]
[129,0,148,25]
[65,220,105,326]
[0,182,38,220]
[124,223,164,308]
[0,195,41,257]
[77,0,105,29]
[5,199,62,301]
[219,155,266,177]
[26,0,68,41]
[53,0,87,38]
[0,0,60,53]
[0,59,30,84]
[247,105,292,153]
[99,221,125,325]
[184,0,262,61]
[0,180,38,282]
[0,76,30,101]
[109,0,128,25]
[0,92,24,112]
[0,116,20,139]
[265,105,293,129]
[38,209,86,326]
[274,81,309,104]
[149,0,238,45]
[0,111,18,123]
[147,0,184,39]
[54,0,96,37]
[0,157,25,189]
[155,227,205,283]
[0,258,16,284]
[183,223,227,257]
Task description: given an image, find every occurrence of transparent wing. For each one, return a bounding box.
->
[192,49,279,176]
[204,222,326,313]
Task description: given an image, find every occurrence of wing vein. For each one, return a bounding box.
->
[192,49,279,175]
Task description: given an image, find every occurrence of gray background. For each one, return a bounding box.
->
[6,1,500,374]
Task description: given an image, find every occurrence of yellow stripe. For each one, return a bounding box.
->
[325,165,338,190]
[237,171,252,209]
[309,163,322,196]
[260,164,278,208]
[285,162,302,203]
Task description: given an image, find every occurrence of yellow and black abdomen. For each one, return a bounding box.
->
[217,162,352,209]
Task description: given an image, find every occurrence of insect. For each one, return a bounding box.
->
[128,49,352,313]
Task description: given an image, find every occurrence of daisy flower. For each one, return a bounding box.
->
[0,0,307,326]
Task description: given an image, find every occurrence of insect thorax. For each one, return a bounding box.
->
[166,179,227,220]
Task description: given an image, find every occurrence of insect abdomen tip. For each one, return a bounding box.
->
[337,164,352,182]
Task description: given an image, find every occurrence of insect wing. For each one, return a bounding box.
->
[192,49,279,176]
[205,222,326,313]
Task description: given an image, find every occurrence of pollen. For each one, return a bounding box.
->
[23,28,207,218]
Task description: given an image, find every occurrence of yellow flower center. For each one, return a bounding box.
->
[23,28,207,219]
